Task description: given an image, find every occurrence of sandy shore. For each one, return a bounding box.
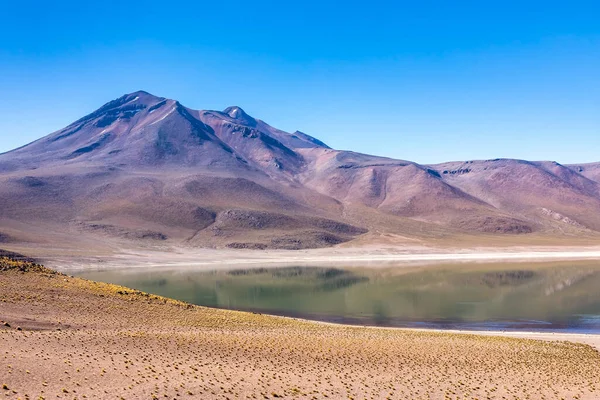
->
[255,313,600,352]
[468,330,600,351]
[34,244,600,272]
[2,259,600,399]
[36,245,600,354]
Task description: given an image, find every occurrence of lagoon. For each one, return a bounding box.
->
[74,260,600,333]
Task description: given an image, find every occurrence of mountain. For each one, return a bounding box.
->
[0,91,599,254]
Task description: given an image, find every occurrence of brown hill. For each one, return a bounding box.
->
[0,91,598,253]
[430,159,600,233]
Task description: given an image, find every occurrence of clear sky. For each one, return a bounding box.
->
[0,1,598,164]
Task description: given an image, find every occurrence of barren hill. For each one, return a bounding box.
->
[0,91,599,253]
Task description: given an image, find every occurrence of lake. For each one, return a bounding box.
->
[74,260,600,333]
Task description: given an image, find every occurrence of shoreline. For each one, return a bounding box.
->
[309,318,600,350]
[59,246,600,348]
[69,267,600,350]
[195,302,600,350]
[44,245,600,271]
[17,246,600,349]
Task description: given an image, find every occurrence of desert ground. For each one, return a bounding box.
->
[2,255,600,400]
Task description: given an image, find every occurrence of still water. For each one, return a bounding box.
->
[74,261,600,333]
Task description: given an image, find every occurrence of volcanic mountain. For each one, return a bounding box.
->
[1,91,599,253]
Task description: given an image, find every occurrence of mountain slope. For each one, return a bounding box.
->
[0,91,598,253]
[568,162,600,184]
[2,92,246,171]
[297,149,540,234]
[0,92,363,250]
[429,159,600,232]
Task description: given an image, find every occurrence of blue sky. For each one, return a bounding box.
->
[0,1,598,163]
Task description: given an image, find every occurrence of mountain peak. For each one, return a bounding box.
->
[120,90,165,104]
[129,89,152,96]
[223,106,253,121]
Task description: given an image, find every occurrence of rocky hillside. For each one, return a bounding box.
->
[0,91,598,252]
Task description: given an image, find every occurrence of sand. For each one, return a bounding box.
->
[2,259,600,399]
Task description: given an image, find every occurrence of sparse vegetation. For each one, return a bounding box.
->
[1,260,600,399]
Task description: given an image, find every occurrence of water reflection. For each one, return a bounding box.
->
[74,262,600,333]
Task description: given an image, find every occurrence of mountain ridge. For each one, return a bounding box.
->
[0,91,599,252]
